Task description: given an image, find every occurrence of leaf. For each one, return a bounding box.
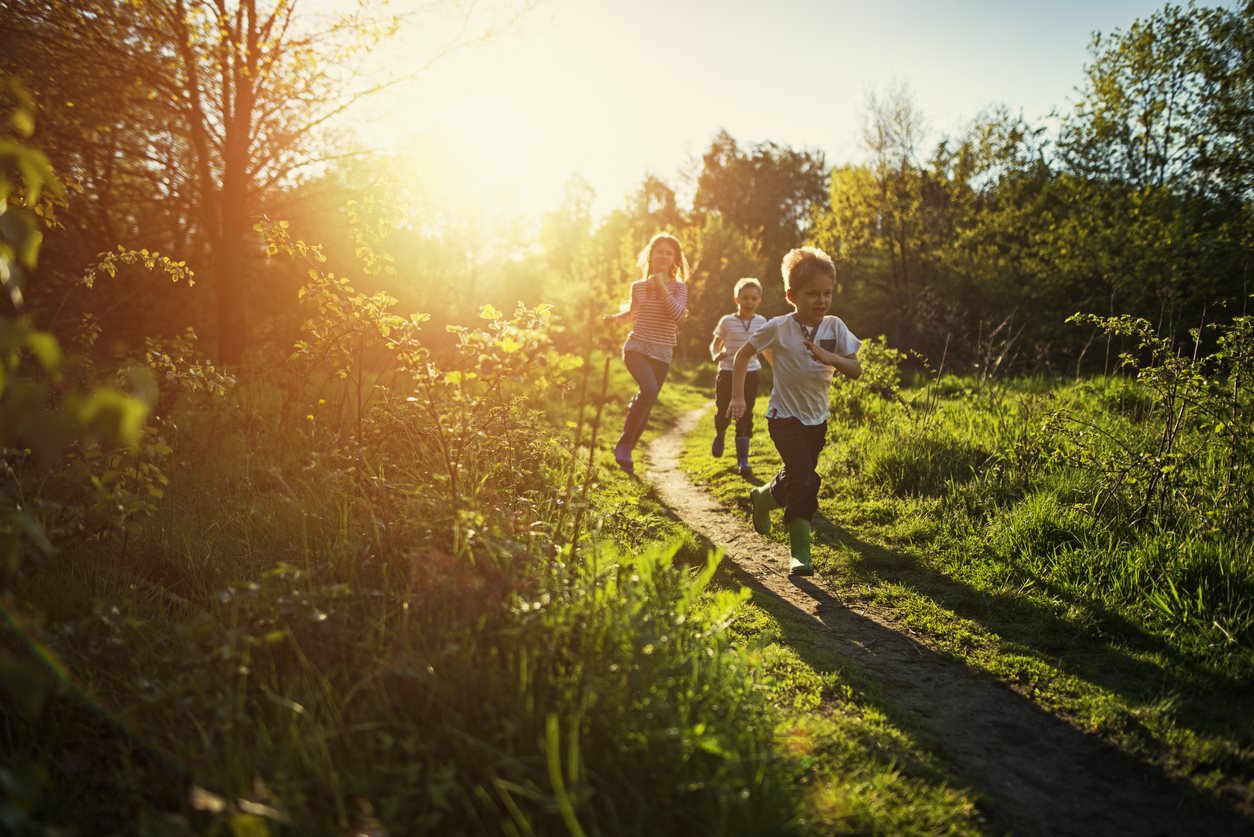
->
[26,330,61,372]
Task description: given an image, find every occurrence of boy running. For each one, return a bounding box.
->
[726,247,861,576]
[709,277,767,475]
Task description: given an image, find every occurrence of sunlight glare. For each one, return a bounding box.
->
[368,32,631,222]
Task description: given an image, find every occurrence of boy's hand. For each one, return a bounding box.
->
[712,350,727,362]
[726,397,746,421]
[803,339,839,366]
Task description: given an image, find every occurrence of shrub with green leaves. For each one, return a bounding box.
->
[830,334,907,422]
[1063,311,1254,533]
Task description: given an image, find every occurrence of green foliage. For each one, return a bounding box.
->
[830,366,1253,667]
[0,88,155,572]
[830,335,907,422]
[1,198,811,832]
[681,215,764,359]
[694,129,828,279]
[1062,310,1254,532]
[693,358,1252,807]
[144,327,236,406]
[1,81,166,835]
[0,78,64,310]
[80,245,195,289]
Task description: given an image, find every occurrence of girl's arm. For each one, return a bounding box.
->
[660,280,688,322]
[603,283,640,323]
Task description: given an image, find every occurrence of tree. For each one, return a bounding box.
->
[693,129,827,281]
[1,0,514,363]
[814,85,953,353]
[1199,1,1254,203]
[682,214,761,360]
[1060,3,1220,192]
[1057,2,1249,340]
[0,0,197,324]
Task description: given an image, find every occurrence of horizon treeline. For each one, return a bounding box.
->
[3,0,1251,374]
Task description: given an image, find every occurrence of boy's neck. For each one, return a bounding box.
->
[736,308,755,319]
[792,311,824,327]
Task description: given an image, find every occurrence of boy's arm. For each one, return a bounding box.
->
[805,340,862,379]
[832,353,862,380]
[726,342,757,420]
[709,333,725,362]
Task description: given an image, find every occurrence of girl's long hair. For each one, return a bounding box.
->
[637,232,690,282]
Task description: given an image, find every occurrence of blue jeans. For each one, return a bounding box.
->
[616,350,670,454]
[766,417,828,523]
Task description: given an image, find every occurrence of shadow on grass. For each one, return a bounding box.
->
[806,509,1252,746]
[732,455,1249,745]
[672,516,1254,837]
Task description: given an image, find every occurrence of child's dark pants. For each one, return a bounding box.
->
[766,417,828,523]
[714,369,759,438]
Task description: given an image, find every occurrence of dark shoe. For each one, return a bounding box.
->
[711,434,725,457]
[614,445,634,474]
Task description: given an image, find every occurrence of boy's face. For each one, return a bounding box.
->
[786,275,834,324]
[735,286,761,313]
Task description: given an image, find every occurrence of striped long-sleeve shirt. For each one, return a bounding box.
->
[612,278,688,363]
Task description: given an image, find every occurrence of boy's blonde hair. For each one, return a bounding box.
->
[781,246,836,293]
[733,277,762,297]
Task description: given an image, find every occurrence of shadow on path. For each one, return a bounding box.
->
[643,407,1252,837]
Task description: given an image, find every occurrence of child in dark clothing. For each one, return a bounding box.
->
[726,247,861,575]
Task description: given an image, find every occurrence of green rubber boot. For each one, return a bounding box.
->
[787,518,813,576]
[749,485,779,535]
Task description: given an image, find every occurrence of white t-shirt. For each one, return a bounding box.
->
[747,314,861,425]
[713,313,767,371]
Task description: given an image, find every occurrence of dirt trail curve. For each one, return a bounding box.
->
[643,406,1250,837]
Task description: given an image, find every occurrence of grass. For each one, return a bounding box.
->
[1,354,980,835]
[680,370,1254,813]
[10,329,1245,832]
[646,378,986,834]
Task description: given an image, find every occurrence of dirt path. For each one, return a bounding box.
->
[643,406,1249,837]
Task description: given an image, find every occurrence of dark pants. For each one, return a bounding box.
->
[766,417,828,523]
[616,350,670,453]
[714,369,759,438]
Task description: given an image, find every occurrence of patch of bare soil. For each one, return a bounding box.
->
[643,407,1250,837]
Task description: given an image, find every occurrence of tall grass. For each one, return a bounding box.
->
[827,331,1253,673]
[2,266,804,833]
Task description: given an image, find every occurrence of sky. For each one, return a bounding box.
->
[346,0,1222,220]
